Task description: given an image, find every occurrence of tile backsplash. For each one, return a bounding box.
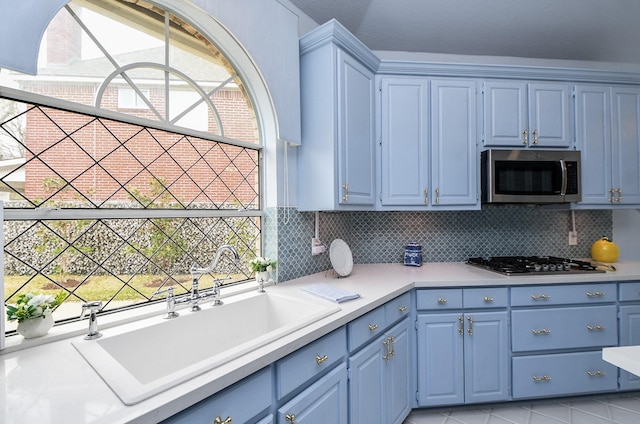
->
[271,206,612,283]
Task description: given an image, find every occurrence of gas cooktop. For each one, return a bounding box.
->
[466,256,605,276]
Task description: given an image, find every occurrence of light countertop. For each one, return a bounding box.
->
[3,261,640,424]
[603,346,640,377]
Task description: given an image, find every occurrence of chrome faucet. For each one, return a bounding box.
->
[81,301,103,340]
[190,245,240,308]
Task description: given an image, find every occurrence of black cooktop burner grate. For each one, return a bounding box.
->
[466,256,604,275]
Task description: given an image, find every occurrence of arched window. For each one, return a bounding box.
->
[1,0,263,336]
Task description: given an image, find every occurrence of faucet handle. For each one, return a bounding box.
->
[153,287,180,319]
[81,301,103,340]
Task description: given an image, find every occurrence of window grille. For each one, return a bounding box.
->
[1,0,262,335]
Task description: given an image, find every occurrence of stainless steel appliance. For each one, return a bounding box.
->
[481,149,581,203]
[466,256,604,275]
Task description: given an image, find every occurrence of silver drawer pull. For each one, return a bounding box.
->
[484,296,494,303]
[587,370,606,377]
[398,306,408,312]
[368,324,379,331]
[587,325,606,331]
[437,298,447,304]
[531,294,551,300]
[214,417,232,424]
[533,375,552,382]
[532,328,551,335]
[315,355,328,365]
[586,291,605,297]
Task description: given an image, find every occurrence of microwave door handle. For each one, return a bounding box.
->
[560,159,567,196]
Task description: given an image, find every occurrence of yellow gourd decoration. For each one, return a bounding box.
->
[591,236,619,263]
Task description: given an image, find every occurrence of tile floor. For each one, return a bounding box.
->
[403,393,640,424]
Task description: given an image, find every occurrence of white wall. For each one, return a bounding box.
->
[613,209,640,260]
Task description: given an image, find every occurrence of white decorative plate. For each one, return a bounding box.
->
[330,239,353,277]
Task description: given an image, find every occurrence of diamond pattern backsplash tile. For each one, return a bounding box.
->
[275,206,612,282]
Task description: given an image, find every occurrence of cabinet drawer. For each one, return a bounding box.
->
[348,306,387,352]
[163,367,272,423]
[463,287,508,308]
[511,305,617,352]
[512,351,618,399]
[385,291,411,325]
[276,327,347,399]
[417,289,462,310]
[620,281,640,302]
[511,283,616,306]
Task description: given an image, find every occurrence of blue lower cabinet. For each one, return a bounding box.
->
[349,318,411,424]
[416,311,509,407]
[512,351,618,399]
[619,305,640,390]
[162,367,272,424]
[277,363,348,424]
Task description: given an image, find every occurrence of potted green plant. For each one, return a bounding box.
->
[6,292,65,338]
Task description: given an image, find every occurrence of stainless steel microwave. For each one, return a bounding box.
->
[481,149,582,204]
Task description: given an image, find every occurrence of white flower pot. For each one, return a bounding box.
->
[17,311,54,339]
[256,271,271,283]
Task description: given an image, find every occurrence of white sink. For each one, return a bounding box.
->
[72,290,340,405]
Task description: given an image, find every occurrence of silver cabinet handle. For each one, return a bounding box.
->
[368,324,379,331]
[532,328,551,335]
[586,291,605,297]
[315,355,328,365]
[532,129,538,144]
[458,315,464,335]
[467,316,473,336]
[342,183,349,202]
[522,129,528,145]
[587,370,606,377]
[484,296,494,303]
[533,375,552,382]
[286,414,296,424]
[435,188,440,204]
[214,417,232,424]
[531,294,551,301]
[437,298,447,304]
[424,188,429,204]
[587,325,606,331]
[398,306,408,313]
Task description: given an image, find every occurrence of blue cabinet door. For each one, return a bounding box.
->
[483,81,528,147]
[620,305,640,390]
[338,49,376,206]
[349,318,411,424]
[431,79,478,208]
[612,87,640,205]
[575,85,613,205]
[416,313,464,406]
[483,81,572,148]
[348,335,386,424]
[528,83,573,148]
[387,318,412,424]
[379,77,430,206]
[278,363,348,424]
[464,311,510,403]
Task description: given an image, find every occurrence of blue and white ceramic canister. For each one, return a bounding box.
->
[404,242,422,267]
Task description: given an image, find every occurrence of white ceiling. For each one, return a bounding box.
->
[286,0,640,64]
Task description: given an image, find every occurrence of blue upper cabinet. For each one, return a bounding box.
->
[378,77,479,210]
[483,81,573,148]
[611,87,640,205]
[379,77,430,206]
[298,21,378,211]
[576,85,640,207]
[431,79,479,208]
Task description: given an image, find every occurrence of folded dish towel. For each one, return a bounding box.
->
[300,283,360,303]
